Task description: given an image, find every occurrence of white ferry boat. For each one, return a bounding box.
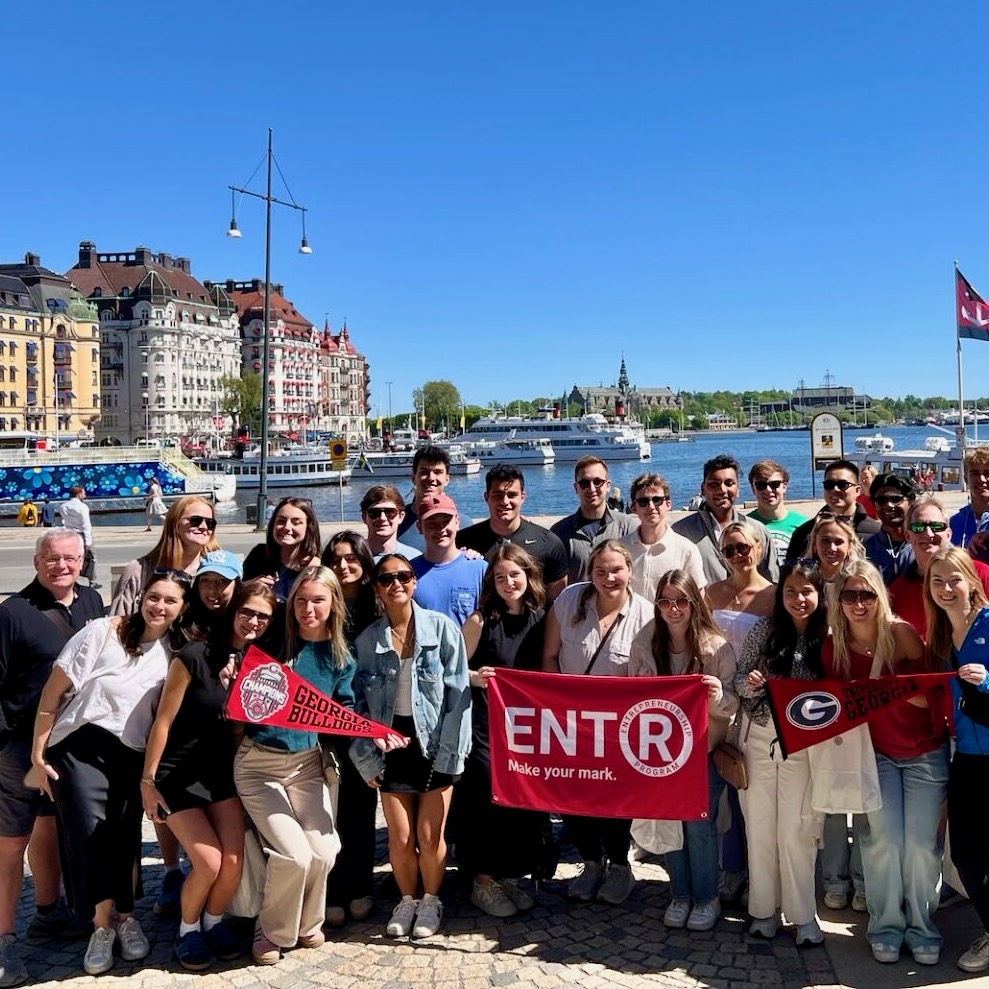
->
[453,411,650,462]
[0,434,235,517]
[847,433,983,491]
[350,446,481,478]
[442,437,555,467]
[196,448,351,489]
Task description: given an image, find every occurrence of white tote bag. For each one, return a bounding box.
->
[808,722,882,814]
[228,826,266,918]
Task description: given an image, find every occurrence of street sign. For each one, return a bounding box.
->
[810,412,843,471]
[330,439,348,469]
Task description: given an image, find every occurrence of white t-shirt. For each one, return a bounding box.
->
[49,618,170,751]
[618,527,707,602]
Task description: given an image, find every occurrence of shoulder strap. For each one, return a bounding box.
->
[582,611,625,676]
[40,607,74,639]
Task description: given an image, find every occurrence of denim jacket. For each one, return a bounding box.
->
[350,601,471,781]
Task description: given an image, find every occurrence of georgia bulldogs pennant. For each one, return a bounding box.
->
[764,672,955,758]
[225,645,393,738]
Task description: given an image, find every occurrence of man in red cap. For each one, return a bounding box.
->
[411,493,486,626]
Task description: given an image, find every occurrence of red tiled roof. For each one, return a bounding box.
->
[66,250,214,306]
[226,285,313,332]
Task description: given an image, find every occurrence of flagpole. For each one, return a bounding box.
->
[955,260,967,491]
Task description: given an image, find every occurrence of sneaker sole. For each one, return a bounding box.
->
[176,955,212,972]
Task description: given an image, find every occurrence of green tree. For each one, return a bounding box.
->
[412,380,463,433]
[219,371,262,437]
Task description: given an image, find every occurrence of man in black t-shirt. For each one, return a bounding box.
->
[457,465,569,601]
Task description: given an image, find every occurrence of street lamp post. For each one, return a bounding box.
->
[227,128,312,530]
[142,392,150,440]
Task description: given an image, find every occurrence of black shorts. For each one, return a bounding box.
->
[381,716,457,794]
[0,737,54,838]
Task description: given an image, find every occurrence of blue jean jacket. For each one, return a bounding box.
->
[350,601,471,781]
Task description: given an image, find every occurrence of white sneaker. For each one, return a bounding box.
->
[851,890,868,913]
[471,880,517,918]
[870,941,900,964]
[796,919,824,947]
[597,863,635,905]
[499,878,535,911]
[686,898,720,932]
[958,933,989,973]
[0,933,27,988]
[117,917,149,962]
[386,896,419,937]
[567,860,605,901]
[663,898,691,929]
[823,890,849,910]
[749,916,779,939]
[83,927,116,976]
[412,894,444,938]
[324,905,346,928]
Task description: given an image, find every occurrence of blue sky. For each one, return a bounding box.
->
[3,1,986,415]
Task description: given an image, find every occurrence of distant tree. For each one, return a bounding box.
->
[219,372,262,437]
[413,380,462,433]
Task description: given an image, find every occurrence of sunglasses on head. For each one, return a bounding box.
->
[908,520,948,534]
[184,515,217,531]
[366,506,399,520]
[657,596,691,611]
[634,495,669,508]
[577,477,608,490]
[817,512,853,524]
[783,557,819,570]
[753,479,784,491]
[823,479,855,492]
[152,566,194,586]
[376,571,415,587]
[722,542,753,560]
[838,589,879,605]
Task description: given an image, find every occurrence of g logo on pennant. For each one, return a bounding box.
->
[785,691,841,730]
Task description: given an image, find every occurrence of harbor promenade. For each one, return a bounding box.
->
[3,492,981,989]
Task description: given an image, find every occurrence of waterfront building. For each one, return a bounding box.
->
[212,280,370,444]
[65,242,242,445]
[569,357,677,419]
[0,253,101,439]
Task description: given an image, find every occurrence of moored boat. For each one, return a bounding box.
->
[195,448,351,489]
[351,445,481,478]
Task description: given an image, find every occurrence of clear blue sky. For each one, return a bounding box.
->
[3,1,987,416]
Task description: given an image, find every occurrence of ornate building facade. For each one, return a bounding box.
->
[569,358,678,419]
[65,242,242,445]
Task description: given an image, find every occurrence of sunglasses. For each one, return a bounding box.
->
[908,520,948,534]
[784,557,819,570]
[365,506,399,520]
[152,566,194,586]
[634,495,669,508]
[657,596,691,611]
[376,571,415,587]
[184,515,217,532]
[822,479,856,492]
[874,495,906,506]
[753,480,784,491]
[817,512,853,523]
[577,477,609,490]
[722,543,753,560]
[838,589,879,605]
[237,607,273,624]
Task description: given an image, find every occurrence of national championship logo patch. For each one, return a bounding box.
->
[239,662,290,723]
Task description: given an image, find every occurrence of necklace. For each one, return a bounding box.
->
[390,616,415,658]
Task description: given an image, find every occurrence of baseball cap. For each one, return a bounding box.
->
[418,493,458,521]
[197,549,243,582]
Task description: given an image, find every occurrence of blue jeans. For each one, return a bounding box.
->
[821,813,865,896]
[860,747,948,950]
[664,758,726,902]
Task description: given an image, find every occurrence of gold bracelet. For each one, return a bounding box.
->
[140,777,156,786]
[37,711,53,717]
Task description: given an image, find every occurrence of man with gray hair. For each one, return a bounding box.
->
[0,531,104,984]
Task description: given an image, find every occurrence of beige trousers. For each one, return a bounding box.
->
[234,740,340,947]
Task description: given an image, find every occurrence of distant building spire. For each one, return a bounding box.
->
[618,355,629,396]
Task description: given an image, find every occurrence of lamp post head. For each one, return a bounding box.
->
[227,218,242,239]
[298,236,313,255]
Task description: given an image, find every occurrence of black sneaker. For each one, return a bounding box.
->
[175,931,212,972]
[26,900,91,941]
[202,922,241,962]
[153,869,185,916]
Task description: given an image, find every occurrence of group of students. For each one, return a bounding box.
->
[11,450,989,981]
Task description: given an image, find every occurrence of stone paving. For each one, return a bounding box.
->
[13,816,846,989]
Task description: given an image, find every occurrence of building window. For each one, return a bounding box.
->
[9,368,15,382]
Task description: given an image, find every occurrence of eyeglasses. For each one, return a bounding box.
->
[817,512,853,523]
[722,543,753,560]
[822,479,855,492]
[634,495,669,508]
[40,554,83,567]
[838,589,879,605]
[874,495,906,506]
[365,506,399,520]
[657,596,691,611]
[184,515,217,532]
[376,571,415,587]
[908,520,948,534]
[753,480,784,491]
[577,477,608,490]
[237,607,272,624]
[152,566,194,586]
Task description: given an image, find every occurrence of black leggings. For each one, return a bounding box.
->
[48,724,143,922]
[948,752,989,931]
[325,744,378,906]
[562,813,632,865]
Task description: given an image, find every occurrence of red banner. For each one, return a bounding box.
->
[957,268,989,342]
[764,673,955,758]
[488,669,710,820]
[225,645,393,738]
